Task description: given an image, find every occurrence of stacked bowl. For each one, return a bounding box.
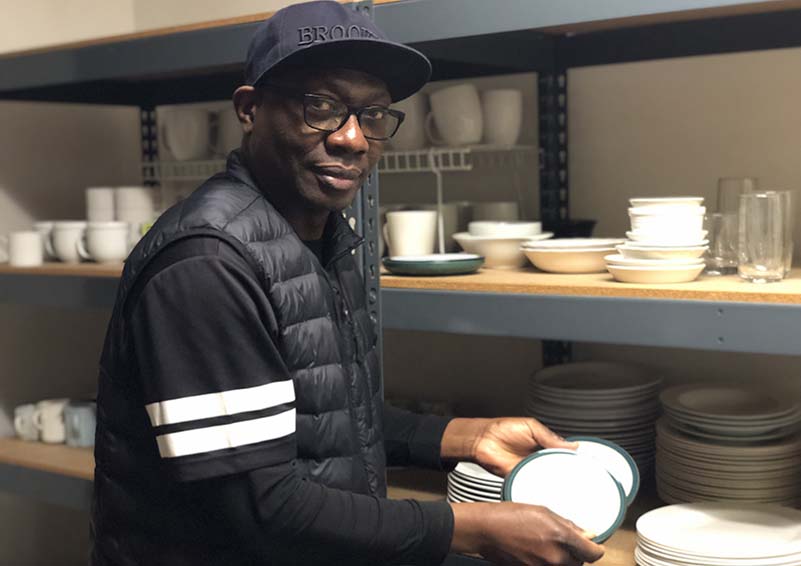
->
[656,383,801,506]
[525,362,663,478]
[522,238,624,273]
[453,221,552,269]
[605,197,708,283]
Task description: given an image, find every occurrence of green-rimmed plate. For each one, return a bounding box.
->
[502,448,626,543]
[382,253,484,276]
[566,436,640,507]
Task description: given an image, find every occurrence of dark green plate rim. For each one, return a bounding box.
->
[566,435,640,507]
[501,448,626,544]
[382,255,484,275]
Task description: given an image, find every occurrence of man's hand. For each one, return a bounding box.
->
[451,501,605,565]
[441,417,578,477]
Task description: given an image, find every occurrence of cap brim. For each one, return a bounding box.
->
[256,38,431,102]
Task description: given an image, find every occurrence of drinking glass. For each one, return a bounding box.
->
[738,191,785,283]
[717,177,758,214]
[780,190,794,275]
[705,213,738,275]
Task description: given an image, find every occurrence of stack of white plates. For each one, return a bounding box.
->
[636,503,801,566]
[656,384,801,506]
[446,462,503,503]
[607,197,709,283]
[521,238,624,273]
[525,362,663,477]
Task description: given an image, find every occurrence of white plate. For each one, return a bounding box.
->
[503,449,625,543]
[568,436,640,506]
[626,230,708,244]
[629,197,704,208]
[452,462,504,485]
[386,253,482,262]
[616,244,708,260]
[607,263,704,284]
[447,483,502,502]
[522,247,614,273]
[661,384,799,420]
[604,254,705,267]
[636,502,801,559]
[448,474,503,495]
[521,238,625,249]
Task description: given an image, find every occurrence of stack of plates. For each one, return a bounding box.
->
[525,362,662,477]
[521,238,624,273]
[446,462,503,503]
[656,383,801,506]
[607,197,709,283]
[636,503,801,566]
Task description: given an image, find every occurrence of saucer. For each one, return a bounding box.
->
[382,253,484,276]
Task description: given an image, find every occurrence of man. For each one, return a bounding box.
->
[91,2,605,565]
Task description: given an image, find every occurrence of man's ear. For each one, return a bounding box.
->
[233,86,258,134]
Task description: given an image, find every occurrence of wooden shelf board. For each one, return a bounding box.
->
[0,437,93,481]
[382,267,801,305]
[0,262,123,278]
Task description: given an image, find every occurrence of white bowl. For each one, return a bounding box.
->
[468,221,541,238]
[454,232,552,269]
[607,263,705,284]
[604,254,705,267]
[522,238,625,250]
[524,248,616,273]
[626,230,708,245]
[629,197,705,208]
[629,207,706,233]
[616,244,708,260]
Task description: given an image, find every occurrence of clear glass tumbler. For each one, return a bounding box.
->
[738,191,786,283]
[705,212,739,275]
[717,177,758,214]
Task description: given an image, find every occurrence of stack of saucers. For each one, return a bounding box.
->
[446,462,503,503]
[525,362,663,478]
[606,197,708,283]
[636,503,801,566]
[656,383,801,506]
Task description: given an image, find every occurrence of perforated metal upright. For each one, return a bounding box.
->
[538,58,573,366]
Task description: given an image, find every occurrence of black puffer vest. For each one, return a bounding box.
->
[93,151,385,558]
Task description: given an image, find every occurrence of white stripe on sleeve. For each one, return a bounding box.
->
[156,408,296,458]
[145,380,295,427]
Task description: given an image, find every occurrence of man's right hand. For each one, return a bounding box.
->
[450,502,605,565]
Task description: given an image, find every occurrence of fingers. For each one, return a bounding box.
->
[564,530,606,564]
[527,418,578,450]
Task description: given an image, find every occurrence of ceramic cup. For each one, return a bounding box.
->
[215,104,242,157]
[33,398,69,444]
[383,210,437,257]
[481,89,523,146]
[389,92,427,151]
[13,404,38,441]
[33,221,56,260]
[161,108,214,161]
[77,221,130,263]
[1,231,44,267]
[48,221,87,263]
[86,186,116,222]
[64,401,96,448]
[425,84,483,146]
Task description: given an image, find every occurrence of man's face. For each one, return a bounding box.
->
[244,68,390,213]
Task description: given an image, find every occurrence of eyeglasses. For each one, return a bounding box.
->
[262,84,405,141]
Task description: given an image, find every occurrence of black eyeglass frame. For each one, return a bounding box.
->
[260,83,405,141]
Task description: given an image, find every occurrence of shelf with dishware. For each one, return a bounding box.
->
[0,433,656,566]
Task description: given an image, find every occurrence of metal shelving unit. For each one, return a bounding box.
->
[3,3,801,564]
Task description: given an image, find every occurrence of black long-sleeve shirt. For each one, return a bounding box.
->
[124,235,455,565]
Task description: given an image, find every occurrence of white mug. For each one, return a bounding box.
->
[383,210,437,257]
[48,221,87,263]
[161,108,214,161]
[425,84,483,146]
[33,398,69,444]
[2,231,44,267]
[64,401,97,448]
[389,93,427,151]
[33,221,56,260]
[86,186,116,222]
[481,89,523,146]
[14,404,38,441]
[77,221,130,263]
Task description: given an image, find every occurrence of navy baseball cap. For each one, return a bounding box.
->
[244,0,431,101]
